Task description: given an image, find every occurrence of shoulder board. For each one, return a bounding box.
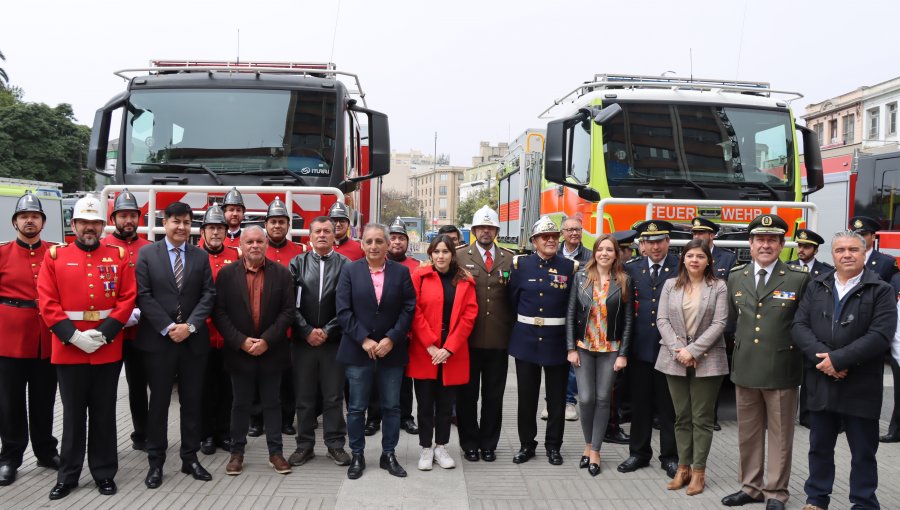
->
[572,259,579,272]
[787,265,805,273]
[498,247,514,256]
[0,241,10,247]
[625,256,641,264]
[106,244,126,260]
[731,263,748,272]
[49,244,61,259]
[513,254,525,269]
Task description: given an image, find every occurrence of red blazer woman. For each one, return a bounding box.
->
[407,264,478,385]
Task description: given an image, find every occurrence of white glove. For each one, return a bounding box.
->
[84,329,108,344]
[68,330,104,354]
[125,308,141,328]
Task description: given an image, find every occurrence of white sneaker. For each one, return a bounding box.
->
[433,445,456,469]
[540,407,549,420]
[418,447,434,471]
[565,403,578,421]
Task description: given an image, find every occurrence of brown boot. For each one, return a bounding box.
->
[685,467,705,496]
[666,464,691,490]
[269,454,292,474]
[225,453,243,476]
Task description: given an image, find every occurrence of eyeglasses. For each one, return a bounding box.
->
[562,228,582,233]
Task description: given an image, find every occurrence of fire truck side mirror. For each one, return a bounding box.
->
[577,187,601,202]
[348,103,390,181]
[796,124,824,195]
[87,93,127,173]
[545,114,576,185]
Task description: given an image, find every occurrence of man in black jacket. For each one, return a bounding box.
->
[792,231,897,510]
[287,216,351,468]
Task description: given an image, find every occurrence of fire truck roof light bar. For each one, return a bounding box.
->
[539,74,804,119]
[99,184,345,241]
[113,61,367,107]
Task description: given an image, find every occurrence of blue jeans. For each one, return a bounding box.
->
[346,363,404,455]
[566,365,578,405]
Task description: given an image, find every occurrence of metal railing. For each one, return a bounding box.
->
[99,185,344,241]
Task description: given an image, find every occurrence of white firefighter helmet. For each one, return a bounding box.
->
[72,195,105,222]
[529,215,560,239]
[471,205,500,229]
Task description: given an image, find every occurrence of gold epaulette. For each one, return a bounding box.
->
[731,263,748,272]
[513,254,525,269]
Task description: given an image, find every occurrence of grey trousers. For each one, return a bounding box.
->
[572,349,618,452]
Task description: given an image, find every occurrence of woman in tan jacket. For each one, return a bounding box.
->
[655,239,728,495]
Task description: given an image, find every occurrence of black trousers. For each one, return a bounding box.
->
[0,356,58,467]
[122,340,148,442]
[294,342,346,449]
[628,360,677,462]
[886,358,900,435]
[144,348,207,468]
[515,359,567,451]
[231,366,283,455]
[607,370,626,432]
[805,410,880,509]
[367,376,414,423]
[456,348,508,452]
[56,362,121,484]
[201,348,232,442]
[414,370,457,448]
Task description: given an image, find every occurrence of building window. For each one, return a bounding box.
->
[440,173,449,181]
[889,103,898,136]
[439,198,447,209]
[843,114,855,143]
[439,210,447,219]
[439,186,447,196]
[814,123,824,145]
[869,108,880,140]
[829,119,838,144]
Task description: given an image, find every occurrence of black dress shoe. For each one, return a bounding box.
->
[579,456,590,469]
[463,449,480,462]
[379,453,407,478]
[713,421,722,431]
[0,465,16,486]
[480,450,496,462]
[200,437,216,455]
[661,459,678,479]
[880,432,900,443]
[48,482,77,500]
[603,428,630,445]
[512,447,535,464]
[181,460,213,481]
[721,491,764,506]
[145,467,163,489]
[364,421,380,436]
[282,424,296,436]
[36,454,61,470]
[588,463,601,476]
[96,478,117,496]
[347,454,365,479]
[400,418,419,435]
[247,424,264,437]
[764,500,785,510]
[616,455,650,473]
[546,449,563,465]
[215,438,234,453]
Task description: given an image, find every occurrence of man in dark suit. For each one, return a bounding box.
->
[135,201,216,489]
[849,216,898,282]
[620,220,679,478]
[213,226,295,476]
[336,223,416,480]
[792,230,896,510]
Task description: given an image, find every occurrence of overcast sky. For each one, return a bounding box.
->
[3,0,899,166]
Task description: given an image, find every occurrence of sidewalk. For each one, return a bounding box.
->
[1,365,899,509]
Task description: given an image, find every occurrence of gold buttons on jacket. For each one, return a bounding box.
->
[754,339,759,344]
[755,326,760,332]
[756,314,761,319]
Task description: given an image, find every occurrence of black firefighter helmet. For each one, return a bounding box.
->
[111,188,140,218]
[202,204,227,227]
[13,192,45,222]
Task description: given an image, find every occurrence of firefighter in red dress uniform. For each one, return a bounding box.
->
[330,202,364,261]
[222,187,245,249]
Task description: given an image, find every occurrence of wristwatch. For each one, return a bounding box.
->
[187,323,197,334]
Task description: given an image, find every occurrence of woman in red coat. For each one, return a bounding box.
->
[408,235,478,471]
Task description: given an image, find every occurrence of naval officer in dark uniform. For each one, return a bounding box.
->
[849,216,897,282]
[508,216,577,466]
[619,220,679,478]
[690,217,736,281]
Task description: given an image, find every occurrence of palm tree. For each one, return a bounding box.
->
[0,50,8,88]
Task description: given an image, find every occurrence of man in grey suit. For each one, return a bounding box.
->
[135,202,216,489]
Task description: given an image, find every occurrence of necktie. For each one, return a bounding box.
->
[173,247,184,322]
[757,268,767,293]
[485,250,493,272]
[651,263,660,285]
[802,263,809,273]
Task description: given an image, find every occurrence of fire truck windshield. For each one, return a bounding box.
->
[125,89,337,176]
[597,103,795,190]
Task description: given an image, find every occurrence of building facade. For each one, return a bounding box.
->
[408,165,466,228]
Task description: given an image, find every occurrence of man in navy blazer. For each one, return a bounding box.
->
[336,223,416,480]
[135,202,216,489]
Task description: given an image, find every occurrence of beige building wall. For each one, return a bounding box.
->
[803,88,864,159]
[384,149,435,193]
[409,164,466,228]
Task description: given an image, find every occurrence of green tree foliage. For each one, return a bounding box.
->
[0,90,93,192]
[381,188,424,225]
[456,185,497,226]
[0,50,8,88]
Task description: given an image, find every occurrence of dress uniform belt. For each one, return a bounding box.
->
[0,296,38,308]
[64,309,113,321]
[517,314,565,327]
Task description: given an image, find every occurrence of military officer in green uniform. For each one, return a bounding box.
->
[721,214,810,510]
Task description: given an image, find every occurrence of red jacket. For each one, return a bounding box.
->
[205,246,240,348]
[37,242,136,365]
[107,234,151,342]
[407,265,477,385]
[266,239,305,267]
[335,236,364,261]
[0,239,52,358]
